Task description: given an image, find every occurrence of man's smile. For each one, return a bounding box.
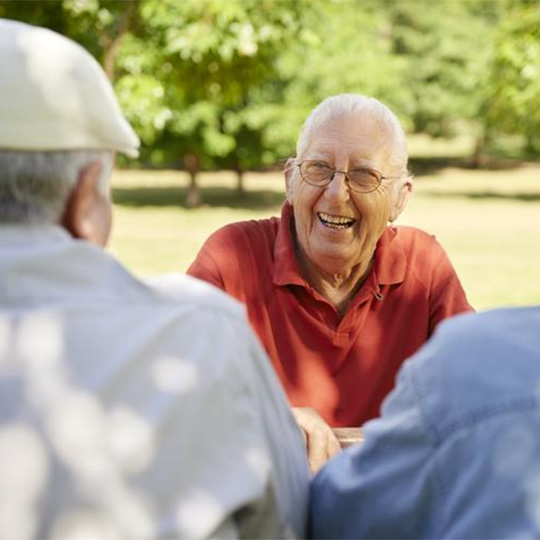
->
[317,211,356,229]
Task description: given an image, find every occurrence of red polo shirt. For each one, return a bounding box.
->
[188,203,472,426]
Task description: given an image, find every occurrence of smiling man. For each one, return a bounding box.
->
[188,94,472,473]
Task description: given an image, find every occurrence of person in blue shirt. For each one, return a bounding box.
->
[310,306,540,539]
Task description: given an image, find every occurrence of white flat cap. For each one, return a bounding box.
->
[0,18,140,157]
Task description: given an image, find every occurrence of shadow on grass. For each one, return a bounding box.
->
[422,191,540,202]
[112,185,285,210]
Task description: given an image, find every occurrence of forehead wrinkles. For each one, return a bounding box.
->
[305,149,332,161]
[313,112,390,144]
[305,125,393,169]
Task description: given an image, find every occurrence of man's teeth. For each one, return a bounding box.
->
[318,212,355,229]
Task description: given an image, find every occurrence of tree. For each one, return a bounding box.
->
[0,0,141,81]
[268,1,405,149]
[116,0,314,205]
[484,0,540,156]
[384,0,498,139]
[6,0,538,176]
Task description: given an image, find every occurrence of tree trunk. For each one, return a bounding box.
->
[236,167,245,198]
[472,128,490,169]
[101,0,140,81]
[184,153,201,208]
[525,131,540,156]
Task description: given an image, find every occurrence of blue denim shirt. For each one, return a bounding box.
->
[311,307,540,539]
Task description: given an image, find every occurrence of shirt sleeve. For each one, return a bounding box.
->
[152,304,309,539]
[237,324,310,538]
[187,225,259,307]
[172,302,311,539]
[186,234,226,290]
[309,360,441,539]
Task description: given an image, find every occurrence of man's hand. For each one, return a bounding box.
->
[292,407,341,475]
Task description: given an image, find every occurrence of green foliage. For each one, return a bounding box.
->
[2,0,539,168]
[486,0,540,154]
[272,0,405,152]
[115,0,314,177]
[385,0,497,137]
[0,0,68,33]
[286,2,401,101]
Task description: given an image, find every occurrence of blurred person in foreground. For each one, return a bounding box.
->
[0,18,308,539]
[188,93,472,472]
[311,305,540,539]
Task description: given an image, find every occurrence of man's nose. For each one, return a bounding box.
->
[324,170,350,202]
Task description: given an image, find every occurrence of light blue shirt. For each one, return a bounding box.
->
[0,225,309,539]
[311,307,540,539]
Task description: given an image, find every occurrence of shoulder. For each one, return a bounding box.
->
[143,273,246,319]
[387,225,459,287]
[405,306,540,439]
[204,217,280,249]
[189,216,281,286]
[389,225,444,253]
[418,306,540,364]
[61,242,245,323]
[383,225,451,271]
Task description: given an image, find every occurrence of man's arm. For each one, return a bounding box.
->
[239,323,310,537]
[187,239,226,291]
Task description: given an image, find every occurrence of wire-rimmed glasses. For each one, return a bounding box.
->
[297,160,397,193]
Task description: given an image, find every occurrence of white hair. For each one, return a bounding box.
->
[296,94,409,177]
[0,150,113,224]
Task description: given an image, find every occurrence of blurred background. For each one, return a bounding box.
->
[2,0,540,310]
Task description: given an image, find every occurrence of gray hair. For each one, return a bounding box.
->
[0,150,113,224]
[296,94,409,177]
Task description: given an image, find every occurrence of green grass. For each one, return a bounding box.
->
[109,159,540,311]
[109,169,285,275]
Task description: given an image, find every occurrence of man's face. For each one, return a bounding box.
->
[287,113,401,276]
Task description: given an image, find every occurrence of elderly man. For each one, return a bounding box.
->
[311,306,540,539]
[188,94,472,472]
[0,18,308,539]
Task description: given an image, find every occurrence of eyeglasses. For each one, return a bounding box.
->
[297,160,398,194]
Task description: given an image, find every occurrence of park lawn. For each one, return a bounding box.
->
[109,162,540,311]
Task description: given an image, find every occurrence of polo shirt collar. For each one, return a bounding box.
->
[273,202,407,287]
[374,226,407,285]
[273,202,305,287]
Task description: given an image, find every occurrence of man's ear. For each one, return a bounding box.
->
[61,160,105,242]
[389,177,413,222]
[284,158,297,204]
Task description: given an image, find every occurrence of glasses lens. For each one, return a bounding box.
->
[348,168,382,192]
[300,161,334,186]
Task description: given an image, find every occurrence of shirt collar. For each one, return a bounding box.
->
[373,226,407,285]
[0,223,71,246]
[273,202,407,287]
[273,202,306,287]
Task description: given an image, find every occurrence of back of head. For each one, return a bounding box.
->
[0,19,139,224]
[296,94,409,177]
